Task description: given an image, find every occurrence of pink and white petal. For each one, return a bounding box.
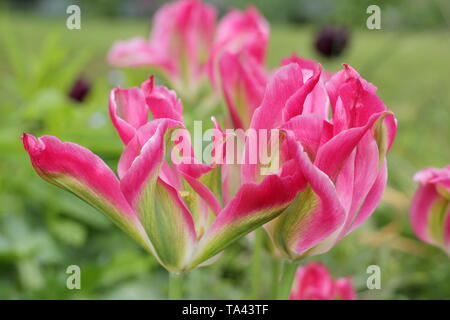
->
[22,133,151,251]
[337,132,381,238]
[107,37,175,74]
[142,77,183,122]
[188,169,302,269]
[410,183,441,244]
[326,64,377,109]
[281,114,325,160]
[117,120,164,179]
[242,63,303,184]
[314,111,392,181]
[209,6,269,86]
[267,134,346,259]
[282,68,321,122]
[219,52,266,129]
[109,87,148,145]
[119,120,196,272]
[346,160,388,235]
[281,54,329,119]
[250,63,303,131]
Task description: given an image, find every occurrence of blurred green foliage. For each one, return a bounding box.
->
[0,4,450,299]
[5,0,450,29]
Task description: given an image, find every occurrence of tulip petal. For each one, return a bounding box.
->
[209,6,269,86]
[109,87,149,145]
[243,63,303,184]
[333,278,356,300]
[107,37,176,74]
[282,66,321,123]
[291,263,333,300]
[314,111,392,181]
[188,169,301,268]
[346,160,387,234]
[120,120,196,272]
[281,54,329,119]
[219,52,266,129]
[266,133,345,259]
[22,133,151,251]
[142,76,183,122]
[410,183,443,244]
[281,114,325,160]
[250,63,303,130]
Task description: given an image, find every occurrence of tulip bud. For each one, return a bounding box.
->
[108,0,216,94]
[410,166,450,254]
[208,6,269,88]
[314,26,349,58]
[68,76,90,103]
[290,263,356,300]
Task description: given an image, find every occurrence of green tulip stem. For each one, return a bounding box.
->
[278,261,298,300]
[250,228,264,299]
[270,258,282,299]
[168,272,183,300]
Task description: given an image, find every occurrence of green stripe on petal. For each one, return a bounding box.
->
[44,173,152,252]
[427,197,450,248]
[187,203,287,270]
[138,179,196,272]
[266,187,318,259]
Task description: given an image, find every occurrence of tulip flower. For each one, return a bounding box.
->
[410,166,450,254]
[290,263,356,300]
[208,6,269,88]
[218,51,267,129]
[108,0,216,93]
[22,75,311,273]
[243,55,397,260]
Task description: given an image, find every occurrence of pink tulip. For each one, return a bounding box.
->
[108,0,216,90]
[290,263,356,300]
[243,55,397,259]
[218,51,267,129]
[208,6,269,87]
[22,76,309,273]
[410,166,450,254]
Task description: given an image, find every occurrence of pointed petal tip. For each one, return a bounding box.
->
[141,75,155,96]
[22,133,42,154]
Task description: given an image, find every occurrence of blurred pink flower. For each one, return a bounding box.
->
[211,7,268,130]
[108,0,216,91]
[218,51,267,129]
[290,263,356,300]
[209,6,269,87]
[411,166,450,254]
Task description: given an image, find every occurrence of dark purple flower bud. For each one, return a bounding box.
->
[314,26,349,58]
[68,77,91,103]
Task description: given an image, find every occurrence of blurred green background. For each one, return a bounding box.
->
[1,0,450,299]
